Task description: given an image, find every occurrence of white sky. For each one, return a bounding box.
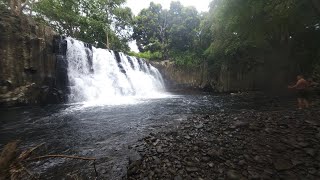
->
[125,0,211,15]
[125,0,211,52]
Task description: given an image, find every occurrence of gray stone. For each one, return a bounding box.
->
[304,148,316,157]
[201,156,210,162]
[227,170,241,180]
[274,158,293,171]
[238,160,246,166]
[156,146,164,153]
[168,168,176,174]
[298,142,309,148]
[153,156,161,164]
[208,162,214,167]
[186,167,198,172]
[254,155,263,163]
[207,149,222,157]
[233,121,250,128]
[154,168,162,174]
[195,123,204,129]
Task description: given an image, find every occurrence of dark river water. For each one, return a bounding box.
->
[0,93,277,179]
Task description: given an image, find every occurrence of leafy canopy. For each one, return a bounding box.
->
[34,0,133,52]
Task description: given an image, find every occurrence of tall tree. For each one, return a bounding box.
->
[34,0,133,51]
[202,0,320,89]
[132,2,168,57]
[132,1,202,64]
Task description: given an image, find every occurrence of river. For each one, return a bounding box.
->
[0,93,265,179]
[0,37,281,179]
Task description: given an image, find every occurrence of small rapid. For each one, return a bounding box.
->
[66,38,166,105]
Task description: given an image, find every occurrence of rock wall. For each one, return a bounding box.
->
[152,61,208,91]
[153,59,295,94]
[0,8,66,106]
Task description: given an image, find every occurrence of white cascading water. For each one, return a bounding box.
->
[66,37,166,104]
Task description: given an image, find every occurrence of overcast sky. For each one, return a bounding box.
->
[125,0,211,52]
[125,0,211,15]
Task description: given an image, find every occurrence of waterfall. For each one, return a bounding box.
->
[65,37,166,104]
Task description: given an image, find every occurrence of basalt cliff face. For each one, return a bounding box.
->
[153,60,294,94]
[152,61,208,92]
[0,8,67,106]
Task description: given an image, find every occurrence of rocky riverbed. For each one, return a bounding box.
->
[127,99,320,179]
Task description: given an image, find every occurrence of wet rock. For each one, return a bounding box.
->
[247,167,260,179]
[195,123,204,129]
[273,158,293,171]
[186,167,198,172]
[127,161,140,176]
[168,168,176,174]
[208,162,214,167]
[201,156,210,162]
[298,142,309,148]
[148,171,154,178]
[253,155,263,163]
[238,160,246,166]
[304,148,316,157]
[153,156,161,164]
[226,170,241,180]
[290,158,303,166]
[207,149,222,158]
[128,98,320,180]
[154,168,162,174]
[231,121,249,129]
[129,151,142,163]
[156,146,164,153]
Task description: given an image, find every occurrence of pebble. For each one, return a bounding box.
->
[156,146,164,153]
[186,167,198,172]
[273,158,293,171]
[227,170,241,180]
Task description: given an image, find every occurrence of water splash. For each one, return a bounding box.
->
[66,37,167,105]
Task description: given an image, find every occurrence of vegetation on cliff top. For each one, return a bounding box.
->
[1,0,133,52]
[132,0,320,76]
[2,0,320,76]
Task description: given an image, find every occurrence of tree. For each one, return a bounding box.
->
[132,1,202,64]
[34,0,133,52]
[202,0,320,90]
[132,2,168,57]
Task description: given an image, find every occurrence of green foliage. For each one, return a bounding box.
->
[128,51,162,60]
[132,1,202,65]
[0,0,7,9]
[132,2,168,55]
[170,51,201,67]
[34,0,133,52]
[203,0,320,74]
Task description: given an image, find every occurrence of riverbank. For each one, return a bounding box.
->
[127,98,320,179]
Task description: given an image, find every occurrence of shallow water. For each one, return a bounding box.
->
[0,93,281,179]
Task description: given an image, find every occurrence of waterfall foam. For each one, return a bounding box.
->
[65,37,166,105]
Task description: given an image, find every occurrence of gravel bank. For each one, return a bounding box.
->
[127,101,320,179]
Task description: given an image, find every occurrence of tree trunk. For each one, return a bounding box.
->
[106,31,109,49]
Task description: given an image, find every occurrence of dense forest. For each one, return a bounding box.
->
[1,0,320,79]
[130,0,320,80]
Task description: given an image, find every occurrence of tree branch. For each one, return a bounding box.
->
[28,155,97,161]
